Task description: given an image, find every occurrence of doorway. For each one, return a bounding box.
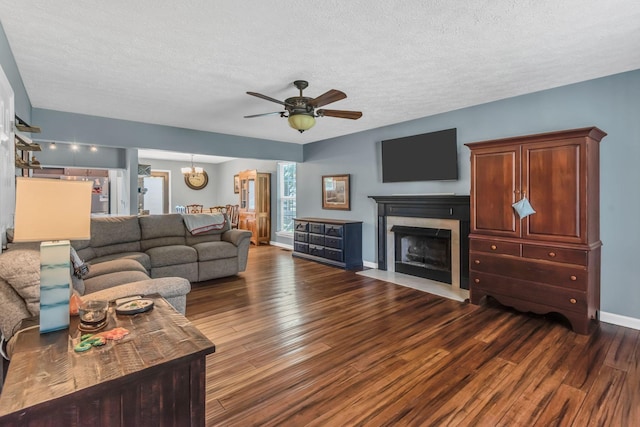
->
[143,171,170,214]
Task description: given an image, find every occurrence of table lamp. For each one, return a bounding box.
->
[13,177,93,333]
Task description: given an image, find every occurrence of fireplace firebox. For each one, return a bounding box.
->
[391,225,452,284]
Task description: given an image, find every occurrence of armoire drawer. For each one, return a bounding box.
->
[470,238,520,256]
[522,244,588,266]
[470,252,587,290]
[308,244,324,257]
[294,242,308,253]
[324,247,343,261]
[294,221,308,232]
[294,231,308,243]
[325,225,343,237]
[309,234,324,246]
[324,236,343,249]
[309,223,325,234]
[470,271,588,314]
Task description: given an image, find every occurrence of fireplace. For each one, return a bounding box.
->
[392,225,452,284]
[369,195,470,290]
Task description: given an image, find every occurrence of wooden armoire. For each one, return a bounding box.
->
[238,169,271,245]
[465,127,606,334]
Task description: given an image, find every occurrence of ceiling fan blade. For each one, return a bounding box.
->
[247,91,294,107]
[316,109,362,120]
[309,89,347,108]
[244,111,285,118]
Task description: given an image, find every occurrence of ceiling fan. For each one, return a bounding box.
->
[245,80,362,133]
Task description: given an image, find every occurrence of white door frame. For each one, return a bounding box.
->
[0,64,15,250]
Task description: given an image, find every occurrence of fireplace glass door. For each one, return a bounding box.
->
[391,225,452,284]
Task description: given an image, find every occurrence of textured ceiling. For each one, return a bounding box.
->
[1,0,639,150]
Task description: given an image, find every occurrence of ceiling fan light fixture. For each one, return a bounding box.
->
[288,113,315,133]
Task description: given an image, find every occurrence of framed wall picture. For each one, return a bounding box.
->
[233,174,240,194]
[322,174,350,210]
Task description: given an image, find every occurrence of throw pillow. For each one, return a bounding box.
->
[70,247,87,295]
[70,246,90,278]
[0,249,41,316]
[70,267,85,296]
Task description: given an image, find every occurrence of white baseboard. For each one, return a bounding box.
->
[600,311,640,331]
[269,241,293,250]
[363,260,377,269]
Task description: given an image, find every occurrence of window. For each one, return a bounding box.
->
[278,162,296,234]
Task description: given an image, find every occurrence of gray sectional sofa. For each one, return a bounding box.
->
[73,213,252,283]
[0,213,252,360]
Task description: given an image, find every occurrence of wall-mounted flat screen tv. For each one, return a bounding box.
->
[381,128,458,182]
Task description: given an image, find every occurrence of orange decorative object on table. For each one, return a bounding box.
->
[74,327,130,352]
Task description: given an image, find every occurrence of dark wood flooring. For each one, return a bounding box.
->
[186,245,639,426]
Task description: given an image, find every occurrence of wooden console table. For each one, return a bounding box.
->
[0,296,215,426]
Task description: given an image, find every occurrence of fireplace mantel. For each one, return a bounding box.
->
[369,195,470,289]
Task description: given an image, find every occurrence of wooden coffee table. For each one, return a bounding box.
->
[0,295,215,426]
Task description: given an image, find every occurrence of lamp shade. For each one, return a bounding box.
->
[288,114,316,132]
[13,178,93,242]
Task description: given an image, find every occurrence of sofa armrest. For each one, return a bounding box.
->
[83,277,191,303]
[221,229,252,246]
[84,259,148,279]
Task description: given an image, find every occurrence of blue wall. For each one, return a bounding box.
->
[300,69,640,319]
[32,108,303,163]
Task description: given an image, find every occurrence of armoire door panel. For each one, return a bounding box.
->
[523,141,585,243]
[471,148,519,237]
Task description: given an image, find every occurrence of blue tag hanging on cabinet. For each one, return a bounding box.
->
[512,196,536,219]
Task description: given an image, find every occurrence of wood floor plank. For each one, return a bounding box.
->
[533,383,585,427]
[183,245,637,426]
[571,365,626,426]
[610,335,640,426]
[604,326,639,371]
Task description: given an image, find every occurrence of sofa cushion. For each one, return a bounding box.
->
[139,214,187,250]
[89,252,151,272]
[0,248,40,316]
[84,271,152,294]
[185,231,223,246]
[192,241,237,261]
[146,245,197,268]
[71,239,91,250]
[85,258,148,277]
[93,241,142,258]
[74,246,97,263]
[90,216,141,247]
[0,278,31,344]
[151,263,198,283]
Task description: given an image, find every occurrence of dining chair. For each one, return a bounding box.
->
[186,204,203,213]
[225,204,239,229]
[208,206,227,214]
